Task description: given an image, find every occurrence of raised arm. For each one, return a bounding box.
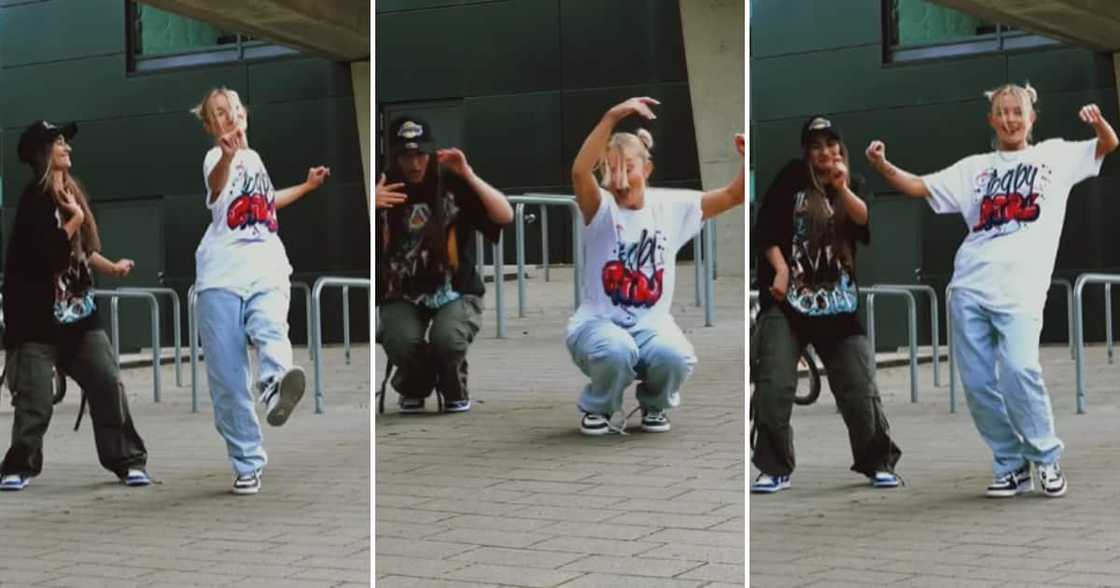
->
[206,129,244,204]
[572,97,659,224]
[865,140,930,199]
[1079,103,1119,159]
[701,133,746,220]
[437,148,512,225]
[276,166,331,209]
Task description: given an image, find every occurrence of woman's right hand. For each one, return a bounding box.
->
[375,174,407,209]
[770,268,788,300]
[218,129,243,158]
[58,189,84,224]
[606,97,660,123]
[865,140,887,166]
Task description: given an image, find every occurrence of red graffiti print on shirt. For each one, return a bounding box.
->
[602,228,665,308]
[972,163,1042,233]
[225,170,278,232]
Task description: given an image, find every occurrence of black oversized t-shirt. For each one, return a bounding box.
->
[375,169,502,306]
[753,159,870,341]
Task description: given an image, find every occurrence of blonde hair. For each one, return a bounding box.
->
[191,87,249,137]
[38,147,101,255]
[985,82,1038,144]
[598,129,654,190]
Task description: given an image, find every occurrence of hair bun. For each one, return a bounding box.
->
[636,128,654,151]
[1023,82,1038,103]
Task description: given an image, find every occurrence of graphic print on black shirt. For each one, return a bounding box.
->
[787,191,858,316]
[970,162,1053,234]
[602,227,666,313]
[226,164,278,233]
[383,196,462,307]
[54,249,95,325]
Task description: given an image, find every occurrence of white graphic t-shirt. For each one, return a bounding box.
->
[569,187,703,333]
[195,147,292,294]
[923,138,1101,314]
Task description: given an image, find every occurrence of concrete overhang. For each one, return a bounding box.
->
[930,1,1120,51]
[139,0,369,61]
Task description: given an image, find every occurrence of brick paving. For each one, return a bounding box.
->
[0,343,370,587]
[375,266,747,587]
[752,336,1120,587]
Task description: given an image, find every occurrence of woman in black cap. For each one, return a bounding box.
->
[0,120,150,491]
[374,116,512,414]
[750,115,901,494]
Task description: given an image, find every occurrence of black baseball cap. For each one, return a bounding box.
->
[388,116,434,155]
[800,115,841,147]
[18,120,77,167]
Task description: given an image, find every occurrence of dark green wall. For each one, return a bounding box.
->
[376,0,702,266]
[0,0,369,352]
[751,0,1120,349]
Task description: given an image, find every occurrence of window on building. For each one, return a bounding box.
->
[884,0,1060,63]
[127,1,299,73]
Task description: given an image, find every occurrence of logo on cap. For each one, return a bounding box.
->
[807,117,831,131]
[398,121,424,140]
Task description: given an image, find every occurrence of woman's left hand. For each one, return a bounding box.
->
[1080,103,1105,126]
[306,166,331,190]
[437,148,472,178]
[114,258,135,278]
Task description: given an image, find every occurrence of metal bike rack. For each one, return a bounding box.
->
[1072,273,1120,414]
[946,285,959,414]
[91,289,161,403]
[501,195,584,338]
[703,220,715,327]
[291,281,314,360]
[873,284,940,387]
[312,276,371,414]
[120,287,182,387]
[864,286,919,403]
[1050,278,1075,360]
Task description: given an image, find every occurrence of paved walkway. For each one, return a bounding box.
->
[0,344,370,587]
[375,266,747,587]
[751,342,1120,587]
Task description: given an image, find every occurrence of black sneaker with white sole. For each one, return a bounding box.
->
[264,367,306,427]
[640,409,671,433]
[233,470,262,495]
[399,397,425,414]
[986,463,1032,498]
[580,412,611,436]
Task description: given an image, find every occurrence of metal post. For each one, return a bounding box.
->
[475,232,484,277]
[1107,283,1114,365]
[1068,273,1120,414]
[571,204,581,308]
[312,277,372,413]
[292,281,313,360]
[515,203,526,318]
[93,289,161,403]
[862,286,919,403]
[111,298,121,365]
[121,287,183,387]
[1051,278,1075,360]
[867,293,876,356]
[693,235,703,307]
[946,285,956,414]
[703,220,715,327]
[494,230,505,338]
[541,205,550,282]
[343,286,351,365]
[189,285,200,413]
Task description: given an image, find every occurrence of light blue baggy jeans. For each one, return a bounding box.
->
[950,287,1063,477]
[197,287,293,476]
[566,318,697,416]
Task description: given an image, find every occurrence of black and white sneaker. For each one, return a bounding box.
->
[444,399,471,413]
[986,463,1032,498]
[0,474,29,491]
[640,410,671,433]
[264,367,306,427]
[232,470,262,495]
[1038,462,1067,497]
[580,412,611,436]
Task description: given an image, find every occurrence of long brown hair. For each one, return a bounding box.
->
[38,157,100,255]
[801,140,855,272]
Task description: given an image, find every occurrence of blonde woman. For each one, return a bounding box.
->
[867,83,1118,498]
[567,97,744,436]
[191,88,330,495]
[751,116,902,494]
[0,121,149,491]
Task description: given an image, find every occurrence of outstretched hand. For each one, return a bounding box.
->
[306,166,331,190]
[607,97,660,122]
[1080,103,1105,127]
[437,148,472,177]
[113,258,135,278]
[734,133,745,157]
[375,174,407,209]
[865,140,886,166]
